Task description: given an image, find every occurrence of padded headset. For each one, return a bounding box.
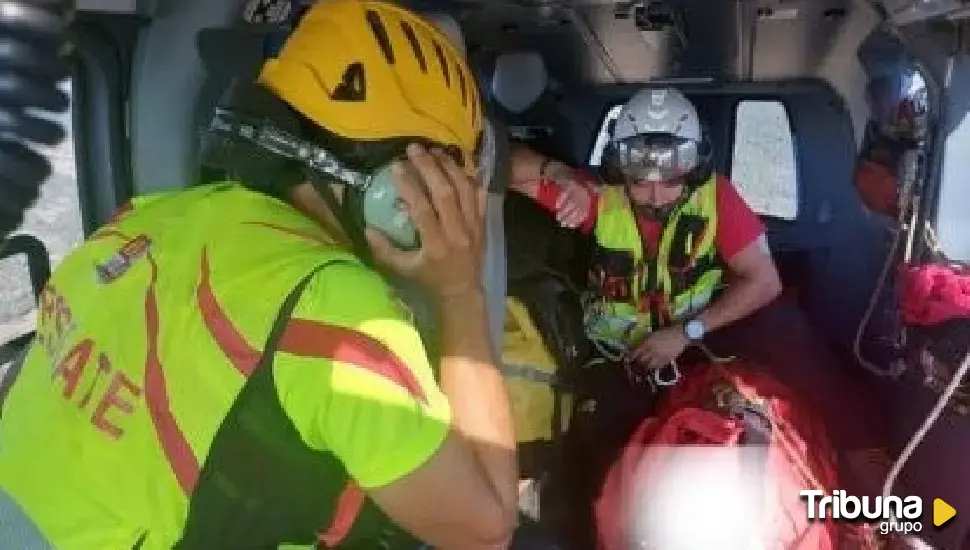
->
[205,106,423,249]
[207,6,500,254]
[203,103,497,252]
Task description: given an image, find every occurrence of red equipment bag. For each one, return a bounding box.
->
[898,263,970,326]
[593,362,860,550]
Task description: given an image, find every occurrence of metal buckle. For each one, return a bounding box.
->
[651,360,681,387]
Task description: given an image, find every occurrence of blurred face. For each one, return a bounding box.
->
[604,133,699,211]
[625,177,686,209]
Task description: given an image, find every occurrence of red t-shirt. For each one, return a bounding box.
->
[536,172,765,262]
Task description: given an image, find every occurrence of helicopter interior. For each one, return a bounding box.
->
[2,0,970,547]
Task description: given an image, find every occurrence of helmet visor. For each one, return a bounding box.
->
[603,134,699,184]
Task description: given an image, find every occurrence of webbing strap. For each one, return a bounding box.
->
[499,363,557,385]
[260,259,351,360]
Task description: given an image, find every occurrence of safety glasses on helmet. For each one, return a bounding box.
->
[206,107,497,251]
[602,133,700,185]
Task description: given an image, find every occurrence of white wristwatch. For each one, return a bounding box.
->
[683,319,707,342]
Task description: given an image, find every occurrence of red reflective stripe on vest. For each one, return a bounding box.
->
[197,249,261,377]
[317,482,367,548]
[88,228,202,494]
[278,319,429,405]
[85,221,370,538]
[145,252,201,495]
[180,254,371,540]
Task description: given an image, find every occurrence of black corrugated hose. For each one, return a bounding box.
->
[0,0,73,239]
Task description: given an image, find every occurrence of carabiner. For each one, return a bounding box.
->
[652,360,681,387]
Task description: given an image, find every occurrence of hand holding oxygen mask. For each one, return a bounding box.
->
[366,143,487,303]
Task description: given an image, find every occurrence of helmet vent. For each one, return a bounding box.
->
[457,65,468,106]
[365,9,395,64]
[330,62,367,102]
[400,21,428,73]
[432,41,451,87]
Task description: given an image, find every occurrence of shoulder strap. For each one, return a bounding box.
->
[260,258,355,362]
[260,258,439,374]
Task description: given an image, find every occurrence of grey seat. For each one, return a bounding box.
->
[492,52,550,116]
[428,13,510,357]
[0,487,53,550]
[490,50,580,164]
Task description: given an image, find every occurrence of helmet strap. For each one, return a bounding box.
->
[341,186,376,267]
[308,175,374,267]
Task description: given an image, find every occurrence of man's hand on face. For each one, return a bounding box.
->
[366,143,486,304]
[626,326,689,370]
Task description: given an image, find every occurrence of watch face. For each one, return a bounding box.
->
[685,320,705,340]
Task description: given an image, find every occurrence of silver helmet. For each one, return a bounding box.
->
[605,87,704,183]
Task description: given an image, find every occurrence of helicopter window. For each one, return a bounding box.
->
[588,104,623,167]
[731,100,799,221]
[0,79,82,347]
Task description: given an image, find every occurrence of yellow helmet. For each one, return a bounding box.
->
[258,0,483,170]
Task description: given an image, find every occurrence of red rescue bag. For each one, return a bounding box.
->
[594,363,856,550]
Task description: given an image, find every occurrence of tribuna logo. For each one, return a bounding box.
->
[801,490,923,532]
